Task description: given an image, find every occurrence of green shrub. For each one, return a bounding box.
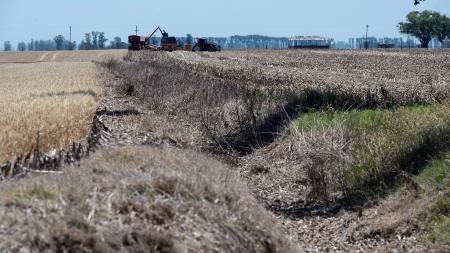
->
[293,104,450,198]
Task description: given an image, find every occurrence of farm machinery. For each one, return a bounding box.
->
[128,26,221,52]
[192,38,221,52]
[128,26,180,51]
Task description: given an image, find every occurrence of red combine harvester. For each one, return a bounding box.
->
[128,26,183,51]
[128,35,157,50]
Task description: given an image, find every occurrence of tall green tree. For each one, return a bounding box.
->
[186,33,193,45]
[83,33,92,49]
[17,42,26,51]
[110,36,128,49]
[434,14,450,43]
[399,10,442,48]
[54,35,65,50]
[110,36,120,49]
[91,31,99,49]
[28,39,34,51]
[68,41,76,50]
[98,32,108,49]
[3,41,12,51]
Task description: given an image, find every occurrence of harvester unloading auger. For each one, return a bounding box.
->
[128,26,221,52]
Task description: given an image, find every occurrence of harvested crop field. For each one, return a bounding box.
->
[128,49,450,107]
[0,50,126,64]
[102,49,449,252]
[117,49,449,155]
[1,48,449,252]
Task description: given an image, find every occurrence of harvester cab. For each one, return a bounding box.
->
[192,38,221,52]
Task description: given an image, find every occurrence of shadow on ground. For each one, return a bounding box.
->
[96,109,141,117]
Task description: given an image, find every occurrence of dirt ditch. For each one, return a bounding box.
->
[98,55,448,252]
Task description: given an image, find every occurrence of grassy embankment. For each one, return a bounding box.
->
[416,151,450,245]
[293,104,450,245]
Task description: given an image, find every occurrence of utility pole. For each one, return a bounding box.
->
[135,25,139,35]
[364,24,369,50]
[68,26,73,50]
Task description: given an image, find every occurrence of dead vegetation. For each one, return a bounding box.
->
[0,146,296,252]
[0,48,448,252]
[105,50,449,197]
[109,49,449,155]
[101,49,450,251]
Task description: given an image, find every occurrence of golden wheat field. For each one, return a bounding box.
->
[0,50,126,162]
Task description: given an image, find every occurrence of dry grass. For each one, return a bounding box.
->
[104,49,450,197]
[290,121,352,200]
[0,145,296,252]
[104,50,450,198]
[0,61,101,162]
[102,49,449,158]
[292,105,450,199]
[241,104,449,206]
[128,49,450,106]
[94,49,450,251]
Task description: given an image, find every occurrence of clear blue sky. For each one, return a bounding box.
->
[1,0,449,47]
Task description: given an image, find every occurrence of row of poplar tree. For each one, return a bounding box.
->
[3,31,129,51]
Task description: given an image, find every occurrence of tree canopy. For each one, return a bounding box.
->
[54,35,65,50]
[399,10,450,48]
[3,41,12,51]
[110,36,128,49]
[186,34,193,45]
[434,15,450,42]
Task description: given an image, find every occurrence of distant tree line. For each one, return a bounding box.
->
[3,41,12,51]
[2,31,128,51]
[150,34,289,49]
[4,12,447,52]
[211,35,289,49]
[4,34,290,51]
